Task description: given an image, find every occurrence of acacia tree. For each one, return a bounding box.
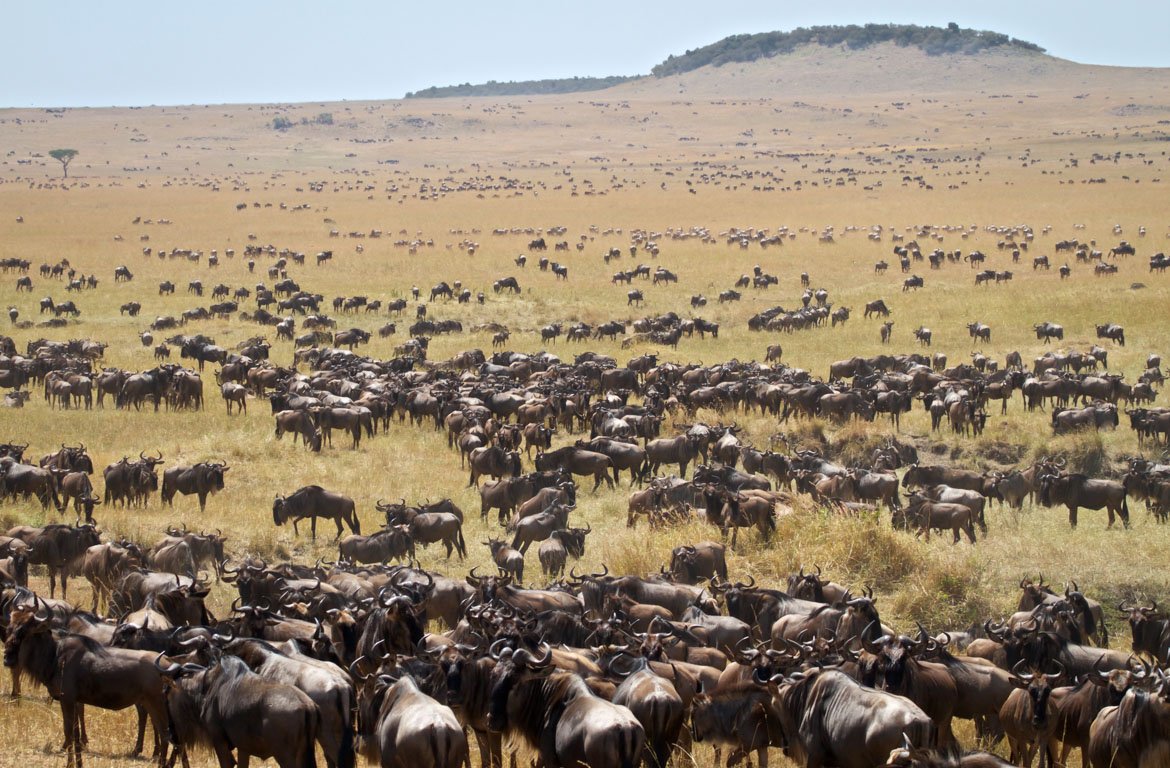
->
[49,148,78,178]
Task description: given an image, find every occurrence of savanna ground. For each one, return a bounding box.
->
[0,45,1169,766]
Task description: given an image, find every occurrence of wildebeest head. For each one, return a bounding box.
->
[486,643,553,733]
[199,461,229,491]
[1119,599,1163,654]
[1086,656,1147,706]
[862,626,929,689]
[3,603,51,668]
[272,496,288,526]
[466,566,511,604]
[437,641,486,706]
[786,565,829,602]
[1010,659,1064,729]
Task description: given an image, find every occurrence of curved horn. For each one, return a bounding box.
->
[860,622,884,655]
[1011,659,1035,682]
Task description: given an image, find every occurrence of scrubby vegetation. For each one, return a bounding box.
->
[405,75,635,99]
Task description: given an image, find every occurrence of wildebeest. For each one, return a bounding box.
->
[1038,473,1129,528]
[612,656,685,768]
[904,493,978,544]
[767,667,934,768]
[273,485,361,539]
[103,452,164,507]
[1094,323,1125,346]
[487,645,644,768]
[5,604,173,768]
[160,461,228,512]
[224,637,356,768]
[339,526,414,564]
[1034,322,1064,344]
[6,523,102,599]
[355,669,467,768]
[967,322,992,343]
[536,446,615,491]
[156,653,319,768]
[0,457,62,510]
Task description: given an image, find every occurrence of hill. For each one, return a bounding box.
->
[403,24,1054,98]
[649,23,1045,77]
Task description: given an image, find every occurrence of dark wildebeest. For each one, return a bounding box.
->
[536,446,615,492]
[487,645,644,768]
[339,526,415,565]
[155,653,319,768]
[1095,323,1125,346]
[669,542,728,584]
[354,669,467,768]
[4,604,171,768]
[103,452,164,508]
[468,446,522,488]
[612,656,685,768]
[0,457,61,510]
[1038,473,1129,529]
[1119,600,1170,664]
[766,667,934,768]
[863,630,959,745]
[224,637,356,768]
[160,461,229,512]
[6,523,102,599]
[273,485,361,539]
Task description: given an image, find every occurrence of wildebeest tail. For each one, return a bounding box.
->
[337,714,356,768]
[457,526,467,557]
[619,722,645,768]
[916,717,938,750]
[301,708,319,768]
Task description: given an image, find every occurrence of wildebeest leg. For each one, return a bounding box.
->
[61,700,81,768]
[334,516,344,540]
[1068,505,1078,528]
[292,518,301,536]
[211,742,235,768]
[311,515,318,540]
[132,704,146,755]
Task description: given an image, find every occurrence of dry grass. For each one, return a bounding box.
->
[1,49,1169,766]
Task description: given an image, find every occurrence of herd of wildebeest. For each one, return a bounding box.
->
[1,218,1170,768]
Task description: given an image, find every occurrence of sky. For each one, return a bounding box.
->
[4,0,1168,108]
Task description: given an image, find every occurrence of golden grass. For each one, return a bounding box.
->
[1,52,1169,766]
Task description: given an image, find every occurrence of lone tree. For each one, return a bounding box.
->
[49,148,78,178]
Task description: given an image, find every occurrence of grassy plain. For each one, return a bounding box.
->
[1,44,1169,766]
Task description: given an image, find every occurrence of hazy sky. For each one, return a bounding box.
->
[5,0,1168,108]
